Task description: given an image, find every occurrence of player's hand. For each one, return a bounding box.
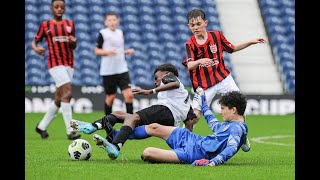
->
[35,47,46,56]
[191,159,211,166]
[131,88,152,95]
[251,38,267,44]
[125,48,135,55]
[199,58,213,67]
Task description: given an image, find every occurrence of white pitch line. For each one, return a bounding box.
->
[250,135,295,146]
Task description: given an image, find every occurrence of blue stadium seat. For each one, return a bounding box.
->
[90,0,104,6]
[157,14,172,24]
[76,22,90,32]
[139,5,154,15]
[76,32,92,41]
[25,4,38,15]
[73,14,89,23]
[25,0,37,5]
[287,79,295,94]
[282,7,295,16]
[89,5,105,15]
[171,6,186,16]
[260,0,281,8]
[262,7,282,16]
[90,14,105,24]
[73,5,89,15]
[122,5,139,15]
[39,13,53,22]
[265,16,283,26]
[138,0,153,6]
[121,0,136,6]
[25,13,38,23]
[90,23,105,33]
[169,0,185,7]
[159,33,175,42]
[123,23,140,33]
[25,22,39,33]
[140,22,157,32]
[81,76,101,86]
[105,0,120,6]
[27,76,47,85]
[155,6,171,16]
[155,0,170,6]
[105,5,121,15]
[38,4,51,14]
[142,32,158,42]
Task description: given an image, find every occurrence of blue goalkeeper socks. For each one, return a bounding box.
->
[113,125,150,140]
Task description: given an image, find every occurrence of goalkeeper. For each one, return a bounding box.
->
[138,88,249,166]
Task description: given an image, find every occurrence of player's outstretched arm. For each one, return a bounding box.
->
[233,38,267,52]
[194,87,221,132]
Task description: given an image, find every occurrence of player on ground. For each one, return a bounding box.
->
[140,89,249,166]
[94,12,135,116]
[71,64,196,159]
[182,8,266,151]
[31,0,81,140]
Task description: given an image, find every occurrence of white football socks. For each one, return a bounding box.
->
[38,101,59,131]
[60,102,73,134]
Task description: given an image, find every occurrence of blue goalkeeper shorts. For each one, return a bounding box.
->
[166,128,206,164]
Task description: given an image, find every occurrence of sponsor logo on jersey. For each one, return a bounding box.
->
[52,36,68,42]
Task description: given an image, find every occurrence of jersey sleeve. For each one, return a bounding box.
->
[201,97,221,132]
[219,31,235,53]
[34,21,46,42]
[182,43,195,67]
[209,125,243,165]
[161,73,179,84]
[95,32,104,48]
[71,20,76,37]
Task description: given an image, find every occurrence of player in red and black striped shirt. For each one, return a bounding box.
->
[182,9,266,151]
[31,0,80,140]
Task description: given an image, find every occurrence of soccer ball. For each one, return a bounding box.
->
[68,139,92,160]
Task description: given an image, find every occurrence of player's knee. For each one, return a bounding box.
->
[145,123,160,135]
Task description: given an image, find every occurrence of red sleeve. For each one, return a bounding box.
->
[34,21,45,42]
[219,31,235,53]
[71,20,76,37]
[182,42,195,67]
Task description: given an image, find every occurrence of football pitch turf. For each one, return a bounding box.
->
[25,112,295,180]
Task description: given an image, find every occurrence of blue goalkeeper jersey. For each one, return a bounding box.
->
[199,102,248,165]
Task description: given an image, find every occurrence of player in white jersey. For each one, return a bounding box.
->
[95,12,135,116]
[71,64,196,160]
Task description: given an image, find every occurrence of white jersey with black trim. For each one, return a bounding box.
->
[98,28,128,76]
[155,73,192,127]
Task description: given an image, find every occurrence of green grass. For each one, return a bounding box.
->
[25,112,295,180]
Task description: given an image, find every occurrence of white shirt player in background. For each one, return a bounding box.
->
[94,12,135,116]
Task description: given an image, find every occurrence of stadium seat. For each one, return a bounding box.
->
[122,5,139,15]
[89,5,105,15]
[155,6,171,16]
[25,4,38,15]
[89,0,104,6]
[105,5,121,15]
[139,5,154,15]
[25,14,38,23]
[156,0,170,6]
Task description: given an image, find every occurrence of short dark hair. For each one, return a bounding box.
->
[105,12,119,19]
[186,8,206,23]
[218,91,247,115]
[154,64,179,77]
[51,0,65,4]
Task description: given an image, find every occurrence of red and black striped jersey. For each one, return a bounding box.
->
[35,19,76,69]
[182,30,235,91]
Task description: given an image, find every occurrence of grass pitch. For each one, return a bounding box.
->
[25,112,295,180]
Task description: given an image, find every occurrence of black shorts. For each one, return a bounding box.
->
[102,72,131,94]
[184,106,197,123]
[136,105,174,126]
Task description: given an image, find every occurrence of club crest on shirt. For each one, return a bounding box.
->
[66,26,72,33]
[209,44,217,54]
